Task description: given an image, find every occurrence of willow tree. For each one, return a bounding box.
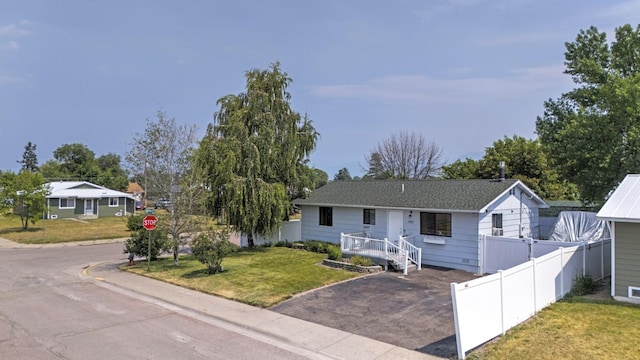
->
[195,62,318,248]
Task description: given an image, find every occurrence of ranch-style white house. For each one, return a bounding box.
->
[294,179,548,273]
[597,174,640,303]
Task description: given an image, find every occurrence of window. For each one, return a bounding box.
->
[420,212,451,237]
[629,286,640,299]
[492,213,503,236]
[363,209,375,225]
[59,198,75,209]
[319,207,333,226]
[109,197,119,207]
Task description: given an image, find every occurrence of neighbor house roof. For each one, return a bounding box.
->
[294,179,547,213]
[597,174,640,223]
[46,181,135,200]
[126,182,144,194]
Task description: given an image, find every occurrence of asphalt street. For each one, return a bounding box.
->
[0,240,440,360]
[0,243,312,359]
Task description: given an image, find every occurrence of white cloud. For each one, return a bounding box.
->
[479,30,562,47]
[0,72,30,86]
[0,40,19,50]
[0,23,31,37]
[0,21,32,52]
[601,0,640,19]
[310,65,571,104]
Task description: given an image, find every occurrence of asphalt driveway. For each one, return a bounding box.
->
[270,266,478,359]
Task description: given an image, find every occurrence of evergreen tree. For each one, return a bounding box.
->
[17,142,39,172]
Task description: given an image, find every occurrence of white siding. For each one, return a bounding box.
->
[300,205,389,243]
[479,190,541,239]
[300,187,543,275]
[407,212,481,273]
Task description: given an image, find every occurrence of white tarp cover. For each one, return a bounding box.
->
[548,211,610,242]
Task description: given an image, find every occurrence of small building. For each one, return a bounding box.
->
[45,181,136,219]
[294,179,548,273]
[126,182,145,201]
[597,174,640,303]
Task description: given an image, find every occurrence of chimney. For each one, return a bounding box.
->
[498,161,505,181]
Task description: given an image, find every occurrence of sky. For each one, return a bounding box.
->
[1,1,639,178]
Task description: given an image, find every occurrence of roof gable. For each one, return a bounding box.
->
[597,174,640,222]
[45,181,134,200]
[294,179,546,212]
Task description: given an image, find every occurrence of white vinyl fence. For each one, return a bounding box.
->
[451,239,610,360]
[480,235,608,275]
[239,220,301,247]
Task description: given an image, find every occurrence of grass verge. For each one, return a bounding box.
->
[0,214,129,244]
[468,299,640,360]
[122,247,360,307]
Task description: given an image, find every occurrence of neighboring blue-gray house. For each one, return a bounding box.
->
[294,179,548,273]
[597,174,640,303]
[45,181,136,219]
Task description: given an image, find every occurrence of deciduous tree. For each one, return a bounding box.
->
[0,170,49,230]
[126,110,200,265]
[536,24,640,204]
[95,153,129,191]
[53,143,100,181]
[442,135,577,200]
[195,62,318,248]
[365,130,444,179]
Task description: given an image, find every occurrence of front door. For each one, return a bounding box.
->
[387,210,403,243]
[84,199,94,215]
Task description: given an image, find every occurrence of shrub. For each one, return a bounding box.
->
[191,229,238,274]
[350,255,373,266]
[123,215,169,260]
[275,240,293,248]
[304,240,331,254]
[567,274,599,297]
[327,245,342,260]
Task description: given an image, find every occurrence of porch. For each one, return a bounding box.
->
[340,232,422,275]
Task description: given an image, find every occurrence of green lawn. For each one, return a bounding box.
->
[123,247,360,307]
[0,214,130,244]
[469,298,640,360]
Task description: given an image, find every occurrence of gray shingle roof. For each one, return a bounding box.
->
[294,179,534,212]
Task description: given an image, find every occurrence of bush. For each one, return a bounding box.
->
[304,240,331,254]
[123,215,169,260]
[567,274,599,297]
[191,229,238,274]
[350,255,373,266]
[259,240,292,248]
[327,245,342,260]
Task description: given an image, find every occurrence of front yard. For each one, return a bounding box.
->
[0,214,130,244]
[123,247,361,307]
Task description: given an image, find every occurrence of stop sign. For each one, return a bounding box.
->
[142,214,157,231]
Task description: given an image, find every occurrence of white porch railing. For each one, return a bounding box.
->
[340,232,422,275]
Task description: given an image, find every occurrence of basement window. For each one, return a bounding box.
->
[628,286,640,299]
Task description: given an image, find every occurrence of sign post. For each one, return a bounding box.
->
[143,214,157,271]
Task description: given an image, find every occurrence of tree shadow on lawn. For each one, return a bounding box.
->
[0,227,40,235]
[182,268,229,279]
